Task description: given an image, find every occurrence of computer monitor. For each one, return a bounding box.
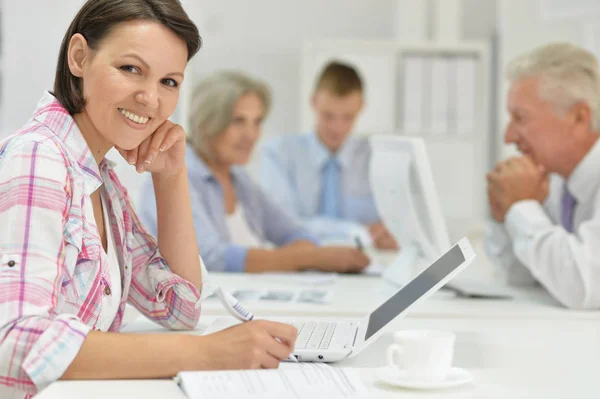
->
[369,135,452,286]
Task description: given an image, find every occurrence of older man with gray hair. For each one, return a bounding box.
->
[486,42,600,309]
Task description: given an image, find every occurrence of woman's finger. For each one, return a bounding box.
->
[259,353,281,369]
[127,146,139,167]
[264,337,292,362]
[158,124,185,153]
[258,321,297,350]
[136,138,151,173]
[144,123,172,164]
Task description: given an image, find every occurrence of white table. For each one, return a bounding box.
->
[38,316,600,398]
[121,315,600,370]
[37,234,600,398]
[195,271,600,321]
[160,234,598,322]
[122,275,600,329]
[117,233,600,324]
[36,367,600,399]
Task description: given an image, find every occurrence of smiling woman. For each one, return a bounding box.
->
[0,1,298,398]
[64,20,189,165]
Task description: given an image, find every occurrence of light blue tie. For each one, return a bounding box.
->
[319,158,341,218]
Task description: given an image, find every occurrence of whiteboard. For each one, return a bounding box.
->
[300,44,397,135]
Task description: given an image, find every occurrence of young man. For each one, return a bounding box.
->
[259,61,397,249]
[486,43,600,309]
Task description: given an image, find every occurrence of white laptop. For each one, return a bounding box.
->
[208,238,476,363]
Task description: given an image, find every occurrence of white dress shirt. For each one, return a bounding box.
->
[94,192,122,331]
[259,133,379,245]
[485,139,600,309]
[225,206,264,249]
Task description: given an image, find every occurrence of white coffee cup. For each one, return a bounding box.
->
[386,330,456,382]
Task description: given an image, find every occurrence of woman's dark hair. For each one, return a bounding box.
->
[53,0,202,114]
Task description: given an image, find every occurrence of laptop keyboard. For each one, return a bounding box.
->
[289,321,337,350]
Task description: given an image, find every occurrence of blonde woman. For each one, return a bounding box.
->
[140,71,370,273]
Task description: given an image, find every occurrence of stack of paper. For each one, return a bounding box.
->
[176,363,368,398]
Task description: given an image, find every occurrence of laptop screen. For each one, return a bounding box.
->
[365,244,465,340]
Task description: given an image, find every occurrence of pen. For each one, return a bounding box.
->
[214,287,299,363]
[354,236,364,252]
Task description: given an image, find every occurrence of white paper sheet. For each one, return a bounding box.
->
[205,288,335,305]
[176,363,368,399]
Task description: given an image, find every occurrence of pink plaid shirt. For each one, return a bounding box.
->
[0,93,202,398]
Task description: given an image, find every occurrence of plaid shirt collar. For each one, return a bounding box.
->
[32,92,117,195]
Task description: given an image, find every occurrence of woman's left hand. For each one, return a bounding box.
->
[116,120,187,177]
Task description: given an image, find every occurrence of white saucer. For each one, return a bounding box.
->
[376,367,474,390]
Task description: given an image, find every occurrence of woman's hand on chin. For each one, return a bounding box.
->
[116,120,187,177]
